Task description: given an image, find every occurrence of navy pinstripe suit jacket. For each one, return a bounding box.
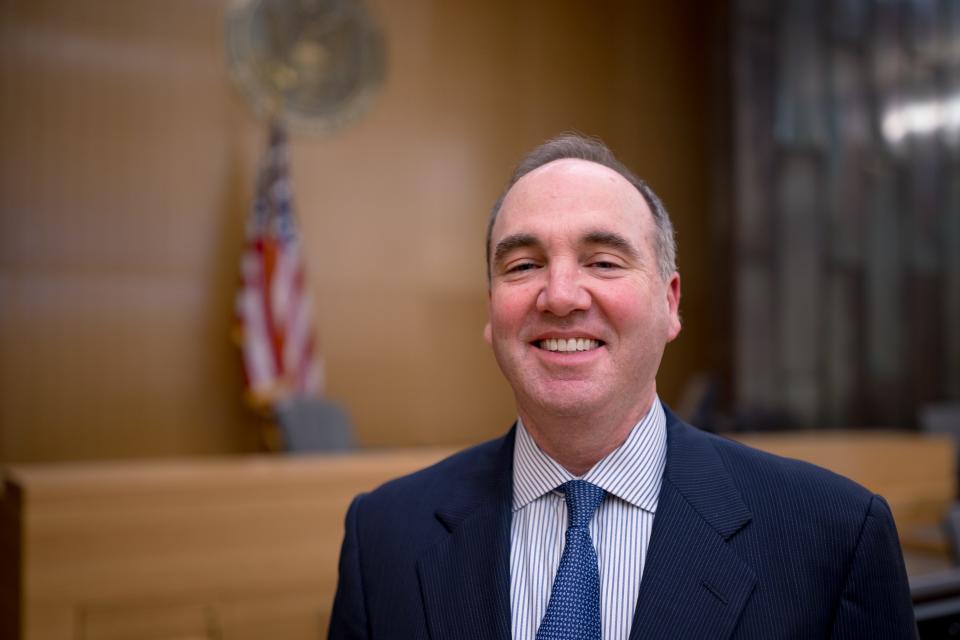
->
[328,407,917,639]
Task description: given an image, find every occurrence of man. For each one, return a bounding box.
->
[329,134,917,639]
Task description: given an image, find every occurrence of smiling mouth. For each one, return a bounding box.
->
[534,338,604,352]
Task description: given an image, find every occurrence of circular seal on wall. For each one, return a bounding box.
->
[225,0,386,134]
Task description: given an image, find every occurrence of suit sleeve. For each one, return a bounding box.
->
[328,494,369,640]
[830,494,918,639]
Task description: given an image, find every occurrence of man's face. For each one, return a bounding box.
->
[484,159,681,422]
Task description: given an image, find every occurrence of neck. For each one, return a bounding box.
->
[518,390,657,476]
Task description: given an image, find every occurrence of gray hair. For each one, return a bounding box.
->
[486,133,677,282]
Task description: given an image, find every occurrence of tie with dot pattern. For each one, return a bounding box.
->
[536,479,606,640]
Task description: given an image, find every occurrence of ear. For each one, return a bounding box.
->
[665,272,682,342]
[482,287,494,345]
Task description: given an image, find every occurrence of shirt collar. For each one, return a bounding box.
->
[512,399,667,513]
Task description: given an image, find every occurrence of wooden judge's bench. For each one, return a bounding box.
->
[1,432,955,640]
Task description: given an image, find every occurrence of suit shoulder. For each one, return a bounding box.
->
[694,426,877,509]
[673,425,895,560]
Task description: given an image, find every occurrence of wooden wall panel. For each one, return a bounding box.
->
[0,0,719,461]
[0,1,263,461]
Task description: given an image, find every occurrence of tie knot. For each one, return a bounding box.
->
[562,480,605,529]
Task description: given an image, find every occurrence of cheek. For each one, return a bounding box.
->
[608,302,650,335]
[488,289,532,336]
[598,285,666,335]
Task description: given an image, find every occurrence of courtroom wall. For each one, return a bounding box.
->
[0,0,722,462]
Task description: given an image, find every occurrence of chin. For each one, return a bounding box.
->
[536,401,597,418]
[523,385,607,418]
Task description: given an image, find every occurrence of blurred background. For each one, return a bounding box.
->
[1,0,730,463]
[2,0,957,465]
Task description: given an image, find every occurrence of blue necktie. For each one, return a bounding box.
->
[536,480,606,640]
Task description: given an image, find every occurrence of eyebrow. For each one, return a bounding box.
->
[582,230,640,260]
[492,233,541,267]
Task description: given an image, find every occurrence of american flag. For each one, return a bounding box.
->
[235,120,323,406]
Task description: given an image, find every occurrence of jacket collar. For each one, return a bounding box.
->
[417,429,515,640]
[629,407,756,639]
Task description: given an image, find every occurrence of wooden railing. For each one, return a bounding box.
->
[1,449,454,640]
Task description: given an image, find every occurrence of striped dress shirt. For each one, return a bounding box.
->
[510,400,666,640]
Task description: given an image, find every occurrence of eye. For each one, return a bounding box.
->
[506,261,539,274]
[588,259,623,270]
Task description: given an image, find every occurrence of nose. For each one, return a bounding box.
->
[536,262,591,316]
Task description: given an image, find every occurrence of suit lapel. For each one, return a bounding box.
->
[630,413,757,640]
[417,430,515,640]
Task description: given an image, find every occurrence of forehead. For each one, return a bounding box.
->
[493,158,653,249]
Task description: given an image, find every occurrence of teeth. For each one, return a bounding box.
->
[539,338,600,352]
